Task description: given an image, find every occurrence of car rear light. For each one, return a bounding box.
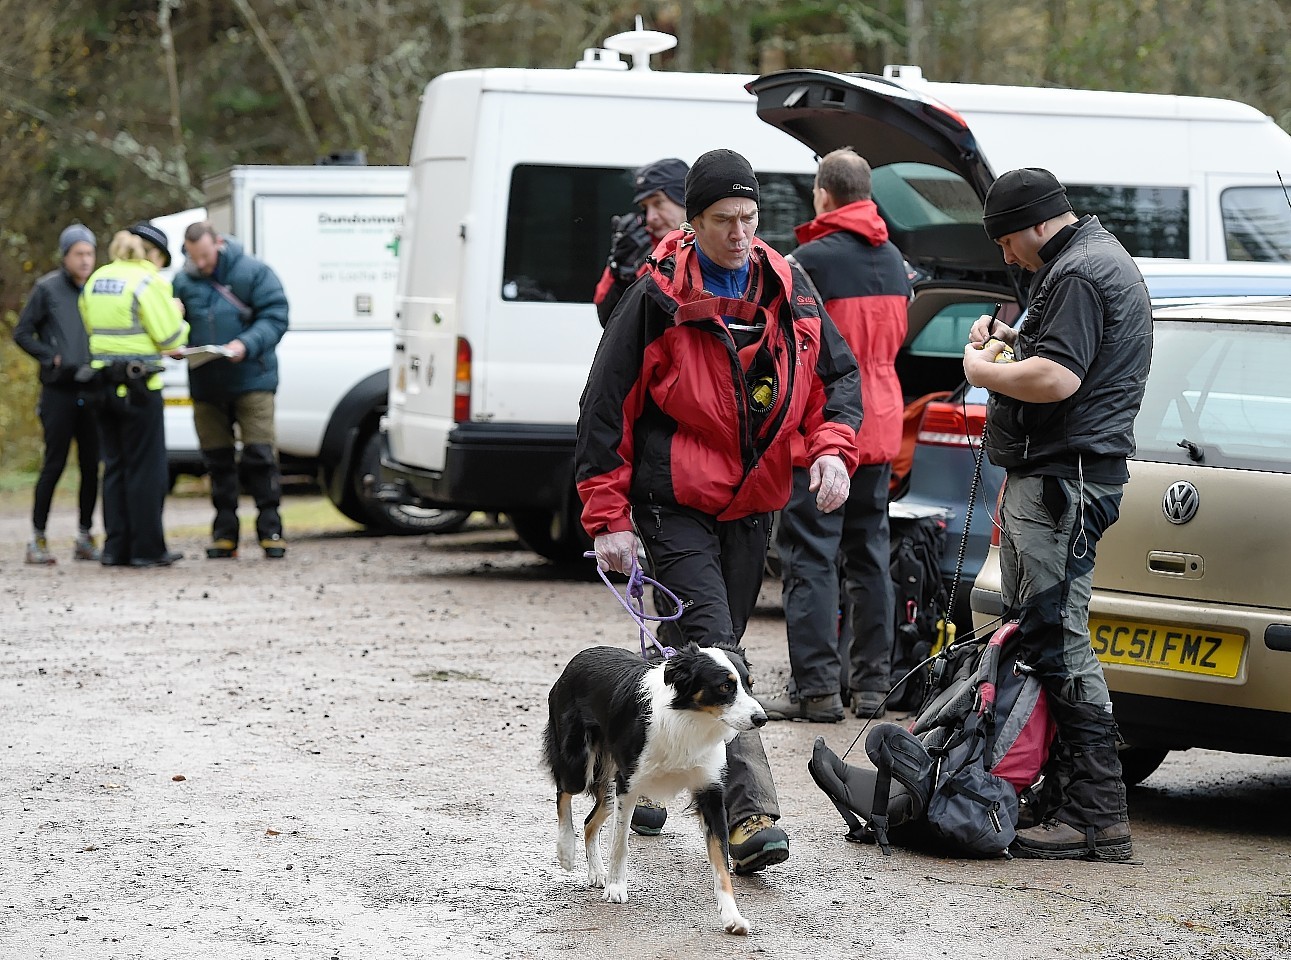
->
[990,478,1007,547]
[453,336,471,423]
[916,401,987,448]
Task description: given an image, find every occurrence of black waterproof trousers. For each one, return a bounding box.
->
[636,501,780,826]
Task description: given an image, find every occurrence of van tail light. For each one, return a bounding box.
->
[990,477,1007,547]
[453,336,472,423]
[916,400,987,449]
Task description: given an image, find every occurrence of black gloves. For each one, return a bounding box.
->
[607,212,652,283]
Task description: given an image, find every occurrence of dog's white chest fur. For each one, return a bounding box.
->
[630,668,732,801]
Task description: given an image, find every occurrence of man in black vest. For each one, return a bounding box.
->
[963,168,1153,861]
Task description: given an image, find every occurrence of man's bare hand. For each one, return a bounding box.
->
[809,454,850,513]
[225,339,248,363]
[593,530,640,575]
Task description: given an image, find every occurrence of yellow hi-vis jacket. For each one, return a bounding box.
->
[80,259,189,391]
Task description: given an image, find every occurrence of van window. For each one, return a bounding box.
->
[1220,187,1291,262]
[1065,185,1188,259]
[501,164,813,304]
[908,301,998,358]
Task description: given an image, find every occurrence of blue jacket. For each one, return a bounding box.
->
[173,236,289,401]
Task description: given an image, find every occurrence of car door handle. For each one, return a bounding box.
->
[1147,551,1203,578]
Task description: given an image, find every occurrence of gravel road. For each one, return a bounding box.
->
[3,493,1289,959]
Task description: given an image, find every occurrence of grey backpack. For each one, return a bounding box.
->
[809,621,1053,858]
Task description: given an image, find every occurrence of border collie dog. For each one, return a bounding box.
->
[543,642,767,935]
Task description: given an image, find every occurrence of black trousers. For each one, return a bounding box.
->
[636,501,780,825]
[98,388,171,564]
[777,463,893,697]
[33,385,100,532]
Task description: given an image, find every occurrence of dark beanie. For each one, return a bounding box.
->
[685,149,759,222]
[633,158,689,207]
[982,167,1073,240]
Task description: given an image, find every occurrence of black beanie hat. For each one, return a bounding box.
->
[633,158,689,207]
[982,167,1073,240]
[685,149,759,222]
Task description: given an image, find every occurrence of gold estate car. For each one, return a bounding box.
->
[971,297,1291,785]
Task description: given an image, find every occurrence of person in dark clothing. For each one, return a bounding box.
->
[173,222,290,560]
[757,147,912,723]
[577,148,862,874]
[592,158,688,327]
[13,224,102,565]
[963,167,1153,861]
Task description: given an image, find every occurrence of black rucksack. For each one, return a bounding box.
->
[809,621,1057,858]
[886,512,950,710]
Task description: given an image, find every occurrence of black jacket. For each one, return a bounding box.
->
[986,216,1153,479]
[13,268,91,386]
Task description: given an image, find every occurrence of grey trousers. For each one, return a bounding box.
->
[636,501,780,825]
[777,463,893,697]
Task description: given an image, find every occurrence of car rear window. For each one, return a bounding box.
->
[1134,319,1291,470]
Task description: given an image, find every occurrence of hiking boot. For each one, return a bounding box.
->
[73,533,100,562]
[206,539,238,559]
[25,537,56,565]
[1011,818,1133,862]
[131,551,185,569]
[630,798,667,836]
[729,815,789,874]
[852,690,888,719]
[756,690,844,723]
[260,535,287,559]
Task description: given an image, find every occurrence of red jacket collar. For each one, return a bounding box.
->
[650,230,793,308]
[793,199,889,247]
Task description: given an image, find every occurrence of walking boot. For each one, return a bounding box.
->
[630,797,667,836]
[25,537,56,565]
[756,689,844,722]
[729,814,789,874]
[73,532,101,562]
[1013,697,1132,861]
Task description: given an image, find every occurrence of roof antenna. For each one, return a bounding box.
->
[603,15,677,71]
[1280,171,1291,211]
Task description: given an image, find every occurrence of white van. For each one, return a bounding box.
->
[159,164,466,534]
[382,31,1291,560]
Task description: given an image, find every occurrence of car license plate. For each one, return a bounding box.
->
[1089,618,1244,678]
[164,397,192,406]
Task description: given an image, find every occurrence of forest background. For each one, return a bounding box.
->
[1,0,1288,469]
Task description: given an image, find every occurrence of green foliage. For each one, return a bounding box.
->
[0,0,1287,461]
[0,311,43,474]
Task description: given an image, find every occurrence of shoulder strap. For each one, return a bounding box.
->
[209,279,253,322]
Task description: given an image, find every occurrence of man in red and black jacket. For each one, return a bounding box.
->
[576,149,861,875]
[592,158,688,327]
[759,147,912,723]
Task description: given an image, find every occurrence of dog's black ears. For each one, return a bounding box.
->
[663,643,703,688]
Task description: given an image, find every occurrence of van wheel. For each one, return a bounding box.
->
[509,508,590,562]
[352,432,470,536]
[1118,745,1169,787]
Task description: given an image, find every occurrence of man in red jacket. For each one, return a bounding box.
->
[577,148,862,873]
[758,147,912,722]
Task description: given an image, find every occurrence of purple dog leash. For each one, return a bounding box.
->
[584,551,684,660]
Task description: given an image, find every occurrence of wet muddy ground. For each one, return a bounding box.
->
[3,494,1289,959]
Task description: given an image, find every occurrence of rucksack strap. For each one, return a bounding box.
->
[870,764,895,856]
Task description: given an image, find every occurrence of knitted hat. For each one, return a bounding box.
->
[59,223,95,257]
[127,221,172,268]
[685,149,759,222]
[982,168,1073,240]
[633,158,689,207]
